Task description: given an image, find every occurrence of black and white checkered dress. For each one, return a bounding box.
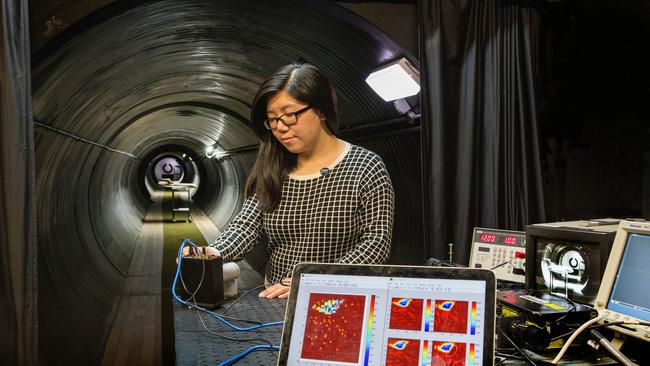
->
[210,143,395,283]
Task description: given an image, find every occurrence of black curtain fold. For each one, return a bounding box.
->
[420,0,545,263]
[0,0,37,364]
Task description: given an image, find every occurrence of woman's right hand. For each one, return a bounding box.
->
[177,246,219,263]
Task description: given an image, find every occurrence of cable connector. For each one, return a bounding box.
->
[589,329,639,366]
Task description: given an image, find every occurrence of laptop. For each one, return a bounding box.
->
[277,263,496,365]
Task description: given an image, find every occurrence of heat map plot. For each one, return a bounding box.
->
[429,341,466,366]
[389,298,424,331]
[300,293,366,363]
[386,337,421,366]
[433,300,468,334]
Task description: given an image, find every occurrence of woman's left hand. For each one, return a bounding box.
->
[259,278,291,299]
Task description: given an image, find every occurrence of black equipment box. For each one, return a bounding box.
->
[179,256,224,309]
[498,289,595,321]
[497,289,597,351]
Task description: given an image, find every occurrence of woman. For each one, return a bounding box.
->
[186,62,394,298]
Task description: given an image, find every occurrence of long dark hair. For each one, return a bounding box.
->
[245,62,339,212]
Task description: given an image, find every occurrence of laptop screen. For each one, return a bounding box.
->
[278,264,496,366]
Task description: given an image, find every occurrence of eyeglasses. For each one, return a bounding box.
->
[263,105,312,130]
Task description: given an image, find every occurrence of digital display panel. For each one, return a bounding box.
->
[286,274,490,365]
[607,233,650,322]
[535,239,601,304]
[475,231,524,246]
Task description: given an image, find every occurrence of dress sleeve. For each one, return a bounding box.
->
[338,156,394,264]
[209,194,263,263]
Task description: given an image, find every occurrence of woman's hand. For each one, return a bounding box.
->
[176,246,218,264]
[259,278,291,299]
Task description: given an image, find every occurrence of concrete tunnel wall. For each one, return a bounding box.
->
[31,0,422,363]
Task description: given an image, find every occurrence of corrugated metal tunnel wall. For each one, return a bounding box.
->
[31,0,423,363]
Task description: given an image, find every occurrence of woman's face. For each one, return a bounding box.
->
[266,90,327,155]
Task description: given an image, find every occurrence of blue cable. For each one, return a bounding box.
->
[172,238,284,331]
[217,345,280,366]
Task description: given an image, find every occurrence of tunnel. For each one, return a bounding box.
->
[31,0,423,363]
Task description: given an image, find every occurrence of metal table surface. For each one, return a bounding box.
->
[174,261,286,365]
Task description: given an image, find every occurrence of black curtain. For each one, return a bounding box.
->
[0,0,38,364]
[419,0,545,263]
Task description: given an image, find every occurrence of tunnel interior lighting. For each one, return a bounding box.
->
[205,146,216,158]
[365,57,420,102]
